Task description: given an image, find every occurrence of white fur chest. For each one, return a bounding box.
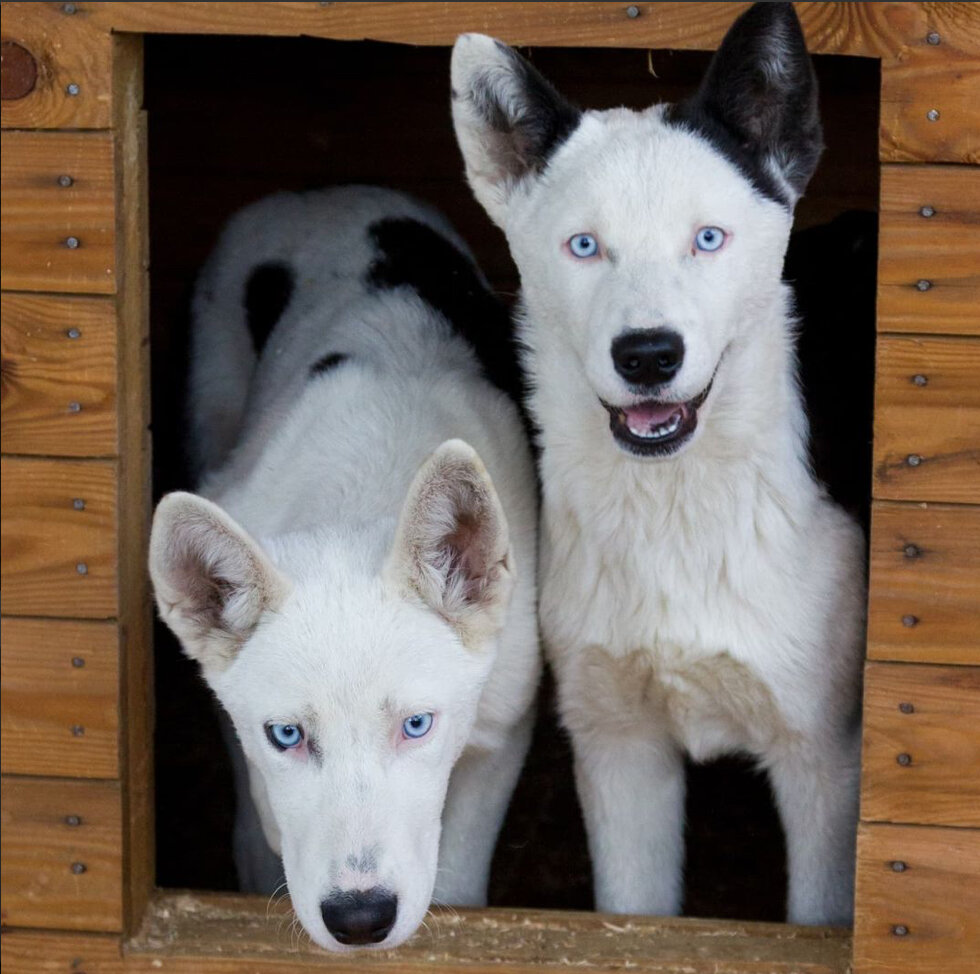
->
[537,449,836,757]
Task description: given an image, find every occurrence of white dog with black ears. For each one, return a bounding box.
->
[451,2,864,926]
[148,186,540,950]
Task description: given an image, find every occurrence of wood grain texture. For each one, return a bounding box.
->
[0,131,116,294]
[878,4,980,165]
[873,336,980,503]
[72,1,965,57]
[0,776,123,932]
[1,457,118,619]
[1,617,119,779]
[121,892,852,974]
[1,293,118,457]
[1,2,975,162]
[867,501,980,665]
[861,661,980,827]
[71,2,980,162]
[110,33,154,938]
[0,1,113,130]
[878,167,980,336]
[854,822,980,974]
[1,931,123,974]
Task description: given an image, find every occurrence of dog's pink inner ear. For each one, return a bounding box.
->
[165,519,243,634]
[444,513,493,604]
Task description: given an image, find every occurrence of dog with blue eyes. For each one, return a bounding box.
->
[148,186,540,951]
[452,2,865,925]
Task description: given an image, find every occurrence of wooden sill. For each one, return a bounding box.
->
[124,891,852,973]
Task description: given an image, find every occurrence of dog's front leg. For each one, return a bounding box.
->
[766,728,861,925]
[434,706,536,907]
[559,656,684,916]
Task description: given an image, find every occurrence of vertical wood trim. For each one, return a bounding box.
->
[110,33,154,938]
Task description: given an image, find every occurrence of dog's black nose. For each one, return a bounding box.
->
[320,888,397,946]
[611,329,684,386]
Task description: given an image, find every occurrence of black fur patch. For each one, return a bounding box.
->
[366,217,524,402]
[244,262,294,356]
[309,352,349,377]
[667,2,822,207]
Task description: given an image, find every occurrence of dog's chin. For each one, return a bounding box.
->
[601,379,714,459]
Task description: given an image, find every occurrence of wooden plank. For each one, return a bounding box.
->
[861,662,980,827]
[0,913,848,974]
[0,131,116,295]
[867,502,980,665]
[1,618,119,779]
[0,776,123,933]
[1,931,122,974]
[123,892,852,974]
[854,822,980,974]
[873,336,980,503]
[878,167,980,336]
[0,1,113,130]
[0,457,118,619]
[879,5,980,165]
[70,1,952,58]
[110,33,154,938]
[1,293,118,457]
[1,2,974,163]
[77,2,980,164]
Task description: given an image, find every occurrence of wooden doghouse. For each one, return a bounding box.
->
[1,3,977,972]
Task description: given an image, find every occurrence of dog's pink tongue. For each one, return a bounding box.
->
[623,402,681,431]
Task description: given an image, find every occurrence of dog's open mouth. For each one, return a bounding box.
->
[601,380,713,457]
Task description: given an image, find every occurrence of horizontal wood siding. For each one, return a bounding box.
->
[1,293,118,457]
[877,167,980,336]
[854,822,980,974]
[867,502,980,666]
[1,617,119,779]
[872,335,980,503]
[1,458,118,619]
[0,776,123,932]
[862,662,980,827]
[0,131,116,294]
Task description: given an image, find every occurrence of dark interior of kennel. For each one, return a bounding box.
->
[146,35,879,920]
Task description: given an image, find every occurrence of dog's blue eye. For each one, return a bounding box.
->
[568,233,599,259]
[266,723,303,750]
[695,227,726,252]
[402,713,433,739]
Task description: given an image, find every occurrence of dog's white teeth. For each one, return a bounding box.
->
[627,411,682,439]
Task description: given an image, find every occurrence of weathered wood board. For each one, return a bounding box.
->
[854,822,980,974]
[1,457,118,619]
[867,502,980,666]
[873,335,980,503]
[0,776,123,932]
[862,661,980,827]
[0,131,116,294]
[877,166,980,337]
[1,292,118,457]
[0,1,114,130]
[1,617,119,779]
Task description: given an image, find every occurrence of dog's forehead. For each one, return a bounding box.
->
[230,576,475,707]
[543,108,762,224]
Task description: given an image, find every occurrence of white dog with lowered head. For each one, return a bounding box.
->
[149,186,540,950]
[451,2,864,925]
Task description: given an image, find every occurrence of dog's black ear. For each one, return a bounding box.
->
[149,492,291,673]
[670,2,822,207]
[385,439,514,649]
[451,33,580,226]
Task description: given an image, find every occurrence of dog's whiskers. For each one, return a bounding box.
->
[266,879,289,919]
